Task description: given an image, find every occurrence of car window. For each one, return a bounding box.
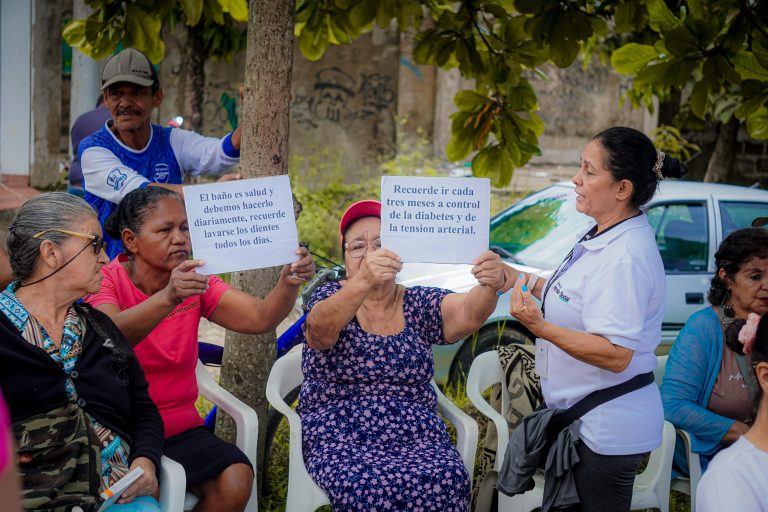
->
[647,203,708,273]
[719,201,768,236]
[489,186,592,268]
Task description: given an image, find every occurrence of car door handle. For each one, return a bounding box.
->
[685,292,704,304]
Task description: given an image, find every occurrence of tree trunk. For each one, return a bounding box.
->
[215,0,295,495]
[703,118,739,182]
[184,24,206,133]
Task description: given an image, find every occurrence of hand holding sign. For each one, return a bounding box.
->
[163,259,208,305]
[471,250,506,290]
[280,245,316,285]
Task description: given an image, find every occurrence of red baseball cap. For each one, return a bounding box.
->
[339,200,381,242]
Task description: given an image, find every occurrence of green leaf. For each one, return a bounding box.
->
[446,133,473,161]
[217,0,248,23]
[615,2,641,33]
[735,94,768,120]
[454,90,492,113]
[753,32,768,70]
[713,55,742,86]
[635,59,696,87]
[664,25,699,57]
[746,107,768,139]
[646,0,680,34]
[349,0,377,28]
[62,19,87,47]
[611,43,659,74]
[203,0,225,25]
[472,145,509,187]
[298,23,329,61]
[732,51,768,81]
[180,0,203,26]
[689,80,709,119]
[125,4,164,62]
[686,0,706,22]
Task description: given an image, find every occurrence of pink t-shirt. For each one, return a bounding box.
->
[0,391,10,476]
[87,255,230,438]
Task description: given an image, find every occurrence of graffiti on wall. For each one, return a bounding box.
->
[292,66,395,130]
[203,80,240,133]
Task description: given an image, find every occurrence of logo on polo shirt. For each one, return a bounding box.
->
[154,163,170,183]
[553,282,571,303]
[106,168,127,190]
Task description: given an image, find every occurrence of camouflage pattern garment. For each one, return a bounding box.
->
[13,403,101,512]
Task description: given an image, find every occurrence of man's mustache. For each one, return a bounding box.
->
[116,108,141,116]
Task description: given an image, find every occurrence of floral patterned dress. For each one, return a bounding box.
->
[298,282,470,511]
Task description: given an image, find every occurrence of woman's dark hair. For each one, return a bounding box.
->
[708,227,768,309]
[592,127,687,209]
[104,187,182,253]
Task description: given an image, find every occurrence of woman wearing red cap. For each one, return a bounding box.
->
[298,199,505,511]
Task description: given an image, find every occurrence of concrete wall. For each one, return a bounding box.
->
[530,62,648,166]
[0,0,32,180]
[290,26,400,179]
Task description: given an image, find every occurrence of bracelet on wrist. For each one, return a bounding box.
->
[526,273,540,291]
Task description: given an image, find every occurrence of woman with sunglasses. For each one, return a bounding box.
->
[298,200,504,511]
[0,192,163,511]
[87,186,315,511]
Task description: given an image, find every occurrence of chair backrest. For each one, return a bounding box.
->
[267,349,304,400]
[654,355,668,387]
[467,350,509,418]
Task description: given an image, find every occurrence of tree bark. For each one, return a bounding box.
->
[215,0,295,494]
[703,118,739,183]
[184,24,206,133]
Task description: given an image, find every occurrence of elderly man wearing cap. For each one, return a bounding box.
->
[79,48,242,258]
[296,199,505,511]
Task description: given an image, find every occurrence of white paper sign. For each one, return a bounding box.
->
[381,176,490,264]
[184,176,299,275]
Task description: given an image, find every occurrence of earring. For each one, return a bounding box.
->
[721,290,734,329]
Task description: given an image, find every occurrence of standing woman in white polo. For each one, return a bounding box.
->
[506,126,686,511]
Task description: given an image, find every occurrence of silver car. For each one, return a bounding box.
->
[396,180,768,387]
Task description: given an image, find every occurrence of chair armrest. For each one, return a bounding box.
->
[195,361,259,466]
[466,367,510,472]
[265,372,308,486]
[432,381,479,480]
[158,455,186,512]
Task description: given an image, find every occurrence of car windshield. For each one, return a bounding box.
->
[490,185,593,269]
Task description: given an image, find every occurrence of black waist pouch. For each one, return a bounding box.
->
[13,403,101,512]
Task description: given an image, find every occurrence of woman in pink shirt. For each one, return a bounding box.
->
[87,187,315,511]
[0,391,22,511]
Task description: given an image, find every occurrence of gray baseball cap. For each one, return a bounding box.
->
[100,48,157,91]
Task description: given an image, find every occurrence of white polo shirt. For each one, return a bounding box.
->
[538,213,665,455]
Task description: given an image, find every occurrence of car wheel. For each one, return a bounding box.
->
[447,324,533,388]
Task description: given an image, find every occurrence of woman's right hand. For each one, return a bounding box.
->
[163,259,208,305]
[116,457,158,504]
[353,249,402,287]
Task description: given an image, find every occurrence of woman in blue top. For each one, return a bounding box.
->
[662,227,768,475]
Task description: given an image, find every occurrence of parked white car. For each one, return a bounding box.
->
[396,180,768,386]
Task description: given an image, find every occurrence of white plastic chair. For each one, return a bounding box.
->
[466,350,676,512]
[159,360,259,512]
[265,349,479,512]
[654,355,701,511]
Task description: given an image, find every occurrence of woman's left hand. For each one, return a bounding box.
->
[116,457,158,503]
[281,246,316,285]
[509,272,546,336]
[471,250,505,290]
